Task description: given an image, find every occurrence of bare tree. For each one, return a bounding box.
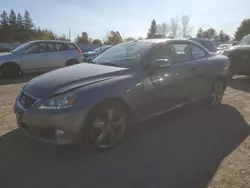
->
[180,15,192,38]
[157,22,170,37]
[169,17,179,38]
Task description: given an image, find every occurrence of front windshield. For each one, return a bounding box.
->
[93,41,153,68]
[238,34,250,45]
[12,42,32,53]
[100,46,110,52]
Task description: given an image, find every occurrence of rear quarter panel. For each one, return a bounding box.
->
[203,53,229,86]
[63,50,82,63]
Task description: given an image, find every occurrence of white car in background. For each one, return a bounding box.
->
[217,44,229,50]
[217,44,230,54]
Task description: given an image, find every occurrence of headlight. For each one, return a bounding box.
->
[35,91,77,110]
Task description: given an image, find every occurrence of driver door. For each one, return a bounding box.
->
[138,42,195,118]
[21,42,49,73]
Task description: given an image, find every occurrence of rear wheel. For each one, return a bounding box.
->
[1,63,21,77]
[207,79,225,107]
[65,59,79,66]
[83,102,127,149]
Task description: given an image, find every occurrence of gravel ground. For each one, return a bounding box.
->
[0,74,249,188]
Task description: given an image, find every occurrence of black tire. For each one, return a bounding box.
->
[65,59,79,66]
[83,102,128,150]
[1,63,21,77]
[206,79,225,107]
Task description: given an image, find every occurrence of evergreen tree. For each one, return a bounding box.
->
[0,10,11,42]
[196,28,203,38]
[0,10,58,42]
[16,13,25,42]
[8,9,17,42]
[23,10,35,41]
[217,30,230,42]
[147,19,157,39]
[0,10,9,25]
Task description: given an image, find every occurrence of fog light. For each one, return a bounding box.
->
[55,129,64,136]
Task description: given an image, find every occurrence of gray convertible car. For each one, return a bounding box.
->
[14,39,230,149]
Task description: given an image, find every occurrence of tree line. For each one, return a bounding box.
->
[147,16,193,39]
[0,9,69,43]
[147,17,250,43]
[147,16,231,42]
[76,17,250,44]
[196,19,250,42]
[74,30,138,45]
[0,9,250,45]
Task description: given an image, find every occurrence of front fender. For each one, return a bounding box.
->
[74,74,143,116]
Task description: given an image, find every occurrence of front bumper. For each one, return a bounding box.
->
[14,95,87,145]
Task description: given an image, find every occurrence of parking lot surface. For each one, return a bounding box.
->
[0,75,250,188]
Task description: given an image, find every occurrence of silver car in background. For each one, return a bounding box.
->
[83,45,112,62]
[0,40,83,76]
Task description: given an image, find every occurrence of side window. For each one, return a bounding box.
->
[67,44,77,50]
[153,46,169,60]
[171,43,192,62]
[47,43,55,52]
[25,44,39,53]
[154,43,192,63]
[190,44,206,59]
[39,43,46,53]
[55,43,67,51]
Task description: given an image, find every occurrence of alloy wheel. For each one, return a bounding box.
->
[210,81,224,106]
[91,107,126,148]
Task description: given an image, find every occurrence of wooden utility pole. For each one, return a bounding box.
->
[69,28,71,41]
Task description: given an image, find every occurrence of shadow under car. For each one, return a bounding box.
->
[0,104,249,188]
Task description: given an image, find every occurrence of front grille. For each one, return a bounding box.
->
[19,92,37,109]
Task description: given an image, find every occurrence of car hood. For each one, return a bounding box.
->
[229,45,250,51]
[0,52,13,60]
[23,63,128,98]
[0,52,12,56]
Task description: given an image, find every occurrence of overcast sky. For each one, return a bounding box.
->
[2,0,250,40]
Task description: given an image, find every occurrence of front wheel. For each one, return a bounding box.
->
[207,80,225,107]
[84,103,127,149]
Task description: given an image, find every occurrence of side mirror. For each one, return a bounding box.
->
[150,59,171,70]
